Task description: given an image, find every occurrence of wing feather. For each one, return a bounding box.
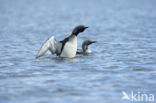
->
[36,36,62,58]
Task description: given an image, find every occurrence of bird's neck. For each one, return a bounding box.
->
[69,35,77,43]
[82,45,88,53]
[71,32,79,36]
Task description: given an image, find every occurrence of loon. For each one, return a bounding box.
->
[36,25,88,58]
[77,40,96,54]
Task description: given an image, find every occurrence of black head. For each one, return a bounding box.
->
[72,25,88,36]
[83,40,96,45]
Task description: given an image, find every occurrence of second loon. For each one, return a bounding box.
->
[77,40,96,54]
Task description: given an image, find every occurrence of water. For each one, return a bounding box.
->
[0,0,156,103]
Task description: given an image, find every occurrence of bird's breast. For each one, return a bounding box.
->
[60,36,77,58]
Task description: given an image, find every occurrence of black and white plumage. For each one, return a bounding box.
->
[77,40,96,54]
[36,25,88,58]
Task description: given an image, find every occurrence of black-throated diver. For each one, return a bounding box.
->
[36,25,88,58]
[77,40,96,54]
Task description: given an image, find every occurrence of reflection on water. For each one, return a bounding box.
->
[0,0,156,103]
